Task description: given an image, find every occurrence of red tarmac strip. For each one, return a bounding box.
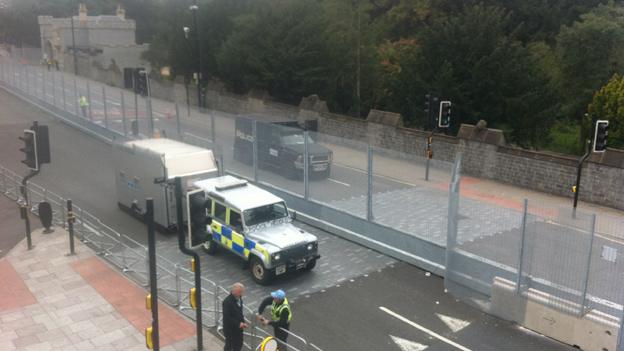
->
[0,258,37,311]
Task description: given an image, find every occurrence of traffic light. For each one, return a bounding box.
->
[19,129,37,170]
[438,101,451,128]
[133,68,147,96]
[18,123,51,171]
[593,120,609,153]
[186,189,211,248]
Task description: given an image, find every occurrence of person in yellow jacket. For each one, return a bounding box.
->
[79,95,89,118]
[257,289,291,351]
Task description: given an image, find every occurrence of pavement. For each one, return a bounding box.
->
[0,196,223,351]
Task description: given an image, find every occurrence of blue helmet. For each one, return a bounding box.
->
[271,289,286,300]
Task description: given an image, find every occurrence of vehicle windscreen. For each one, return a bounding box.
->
[281,134,314,145]
[243,202,289,226]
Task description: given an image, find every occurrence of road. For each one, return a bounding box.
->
[0,75,575,350]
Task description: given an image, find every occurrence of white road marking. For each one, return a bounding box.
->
[379,306,472,351]
[334,162,419,187]
[327,178,350,187]
[390,335,428,351]
[436,313,470,333]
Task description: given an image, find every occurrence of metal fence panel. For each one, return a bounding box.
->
[371,145,453,243]
[518,207,596,316]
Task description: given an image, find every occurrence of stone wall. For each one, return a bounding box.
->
[310,109,623,210]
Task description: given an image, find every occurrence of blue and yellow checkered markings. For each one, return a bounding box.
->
[211,221,255,258]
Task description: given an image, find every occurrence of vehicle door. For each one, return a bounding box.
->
[227,209,248,258]
[210,199,229,249]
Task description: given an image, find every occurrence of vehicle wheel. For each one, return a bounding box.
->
[304,258,316,271]
[202,236,218,255]
[250,256,273,285]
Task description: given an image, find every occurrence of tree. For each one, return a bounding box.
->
[216,0,332,104]
[587,74,624,149]
[375,3,555,146]
[555,2,624,144]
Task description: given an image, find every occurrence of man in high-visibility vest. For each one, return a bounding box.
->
[79,95,89,118]
[257,289,291,351]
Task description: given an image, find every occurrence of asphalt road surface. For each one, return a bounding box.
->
[0,82,575,350]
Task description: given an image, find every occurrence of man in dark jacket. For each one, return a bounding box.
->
[222,282,248,351]
[257,289,291,351]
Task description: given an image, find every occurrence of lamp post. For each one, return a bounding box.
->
[183,27,192,116]
[190,2,203,108]
[70,16,78,75]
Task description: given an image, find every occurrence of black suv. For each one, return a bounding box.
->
[233,117,333,179]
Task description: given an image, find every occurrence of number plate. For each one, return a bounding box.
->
[275,265,286,275]
[296,262,306,270]
[313,163,327,171]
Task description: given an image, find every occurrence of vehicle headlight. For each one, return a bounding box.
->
[307,243,314,251]
[272,253,281,261]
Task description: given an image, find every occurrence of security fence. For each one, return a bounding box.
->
[2,60,624,350]
[0,165,322,351]
[0,59,457,273]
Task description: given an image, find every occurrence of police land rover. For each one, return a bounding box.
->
[193,175,320,285]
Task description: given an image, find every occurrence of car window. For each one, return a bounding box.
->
[214,202,226,222]
[229,210,243,233]
[281,134,314,145]
[243,202,289,226]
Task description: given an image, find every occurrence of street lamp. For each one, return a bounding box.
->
[189,1,203,108]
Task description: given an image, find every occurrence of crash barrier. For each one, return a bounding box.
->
[0,164,322,351]
[2,60,624,349]
[491,277,619,351]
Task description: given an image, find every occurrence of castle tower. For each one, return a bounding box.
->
[78,3,87,21]
[116,4,126,20]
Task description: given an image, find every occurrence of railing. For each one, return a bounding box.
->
[0,164,322,351]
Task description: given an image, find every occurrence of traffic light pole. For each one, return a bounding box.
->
[425,129,436,181]
[174,177,203,351]
[573,139,592,217]
[20,169,39,250]
[146,198,160,351]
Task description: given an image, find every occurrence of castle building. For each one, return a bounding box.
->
[38,4,149,85]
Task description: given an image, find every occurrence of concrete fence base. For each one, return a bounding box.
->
[491,277,619,351]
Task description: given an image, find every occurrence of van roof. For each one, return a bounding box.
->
[193,175,283,211]
[121,139,217,179]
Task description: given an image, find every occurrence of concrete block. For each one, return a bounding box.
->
[491,277,619,351]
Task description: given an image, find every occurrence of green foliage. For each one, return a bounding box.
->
[587,74,624,149]
[554,2,624,137]
[216,0,333,103]
[545,121,583,155]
